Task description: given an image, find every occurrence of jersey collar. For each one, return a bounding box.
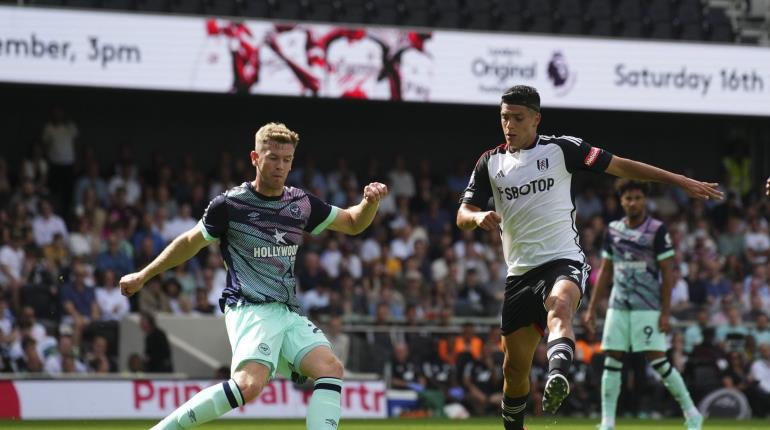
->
[245,181,284,201]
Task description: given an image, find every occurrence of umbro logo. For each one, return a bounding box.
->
[325,418,338,428]
[248,212,260,220]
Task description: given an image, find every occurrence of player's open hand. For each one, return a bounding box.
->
[363,182,388,203]
[120,272,146,297]
[474,211,502,231]
[679,176,723,201]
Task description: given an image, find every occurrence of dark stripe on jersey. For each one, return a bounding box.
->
[631,289,657,309]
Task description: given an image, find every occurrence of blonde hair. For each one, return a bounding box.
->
[255,122,300,150]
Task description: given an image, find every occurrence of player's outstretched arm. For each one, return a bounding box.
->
[605,156,723,201]
[328,182,388,235]
[119,226,210,297]
[582,257,613,337]
[456,203,501,231]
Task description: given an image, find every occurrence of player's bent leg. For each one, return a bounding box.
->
[645,351,702,430]
[542,280,581,414]
[300,345,344,430]
[600,351,624,430]
[502,325,541,430]
[150,361,269,430]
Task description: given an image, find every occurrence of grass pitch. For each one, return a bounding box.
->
[2,418,769,429]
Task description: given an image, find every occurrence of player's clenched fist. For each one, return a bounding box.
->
[363,182,388,203]
[120,272,146,297]
[474,211,502,231]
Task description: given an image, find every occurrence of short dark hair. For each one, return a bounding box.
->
[501,85,541,112]
[615,178,649,197]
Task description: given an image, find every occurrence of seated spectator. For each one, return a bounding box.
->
[753,313,770,346]
[325,314,350,368]
[670,265,692,318]
[744,216,770,265]
[716,216,745,259]
[132,213,164,260]
[0,228,27,311]
[455,268,492,317]
[715,305,751,352]
[390,342,425,391]
[127,352,144,373]
[15,336,43,373]
[95,269,130,322]
[31,199,68,248]
[138,277,171,314]
[162,203,196,243]
[163,279,191,315]
[60,263,100,347]
[190,287,214,316]
[438,322,482,367]
[44,332,87,374]
[462,340,504,416]
[722,351,750,392]
[95,232,134,279]
[748,344,770,417]
[85,335,116,373]
[140,312,172,373]
[43,232,70,273]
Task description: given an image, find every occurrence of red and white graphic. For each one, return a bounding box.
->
[0,379,387,419]
[584,147,602,167]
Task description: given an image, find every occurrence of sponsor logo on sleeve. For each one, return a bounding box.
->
[584,147,602,167]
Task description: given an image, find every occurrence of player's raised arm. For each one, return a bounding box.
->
[327,182,388,235]
[119,226,209,297]
[456,203,501,231]
[604,156,723,201]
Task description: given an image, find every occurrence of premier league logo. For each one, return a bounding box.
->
[547,51,576,97]
[537,158,549,171]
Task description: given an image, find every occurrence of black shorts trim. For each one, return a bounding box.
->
[500,259,588,336]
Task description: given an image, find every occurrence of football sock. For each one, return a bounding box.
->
[501,393,528,430]
[650,357,698,417]
[151,379,244,429]
[600,356,623,429]
[307,377,342,430]
[546,337,575,377]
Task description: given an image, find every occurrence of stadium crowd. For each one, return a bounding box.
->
[0,109,769,418]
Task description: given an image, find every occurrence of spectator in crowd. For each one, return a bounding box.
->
[74,161,110,208]
[745,216,770,265]
[108,161,142,207]
[138,277,171,314]
[95,232,134,279]
[748,343,770,417]
[16,336,44,373]
[438,322,482,367]
[716,305,751,352]
[753,313,770,346]
[44,332,87,374]
[85,335,115,373]
[326,314,350,368]
[163,278,191,315]
[140,312,172,373]
[95,269,130,322]
[32,199,68,248]
[390,342,425,390]
[60,263,99,347]
[42,106,78,210]
[462,340,504,416]
[0,229,27,312]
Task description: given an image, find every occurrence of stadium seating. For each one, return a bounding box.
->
[13,0,770,44]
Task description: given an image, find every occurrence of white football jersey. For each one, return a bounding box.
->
[461,135,613,277]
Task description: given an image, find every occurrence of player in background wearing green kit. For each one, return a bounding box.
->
[583,179,703,430]
[119,123,388,430]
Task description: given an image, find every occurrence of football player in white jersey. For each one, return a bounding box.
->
[456,85,722,430]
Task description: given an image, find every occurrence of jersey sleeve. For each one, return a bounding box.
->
[305,193,339,235]
[555,137,613,174]
[654,224,675,261]
[459,150,493,209]
[198,194,228,241]
[601,229,614,261]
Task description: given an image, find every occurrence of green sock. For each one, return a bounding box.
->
[601,356,622,428]
[650,357,697,416]
[151,379,244,430]
[307,377,342,430]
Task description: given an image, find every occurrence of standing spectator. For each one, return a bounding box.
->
[60,263,100,347]
[31,199,68,248]
[140,312,173,373]
[95,269,130,322]
[42,106,77,210]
